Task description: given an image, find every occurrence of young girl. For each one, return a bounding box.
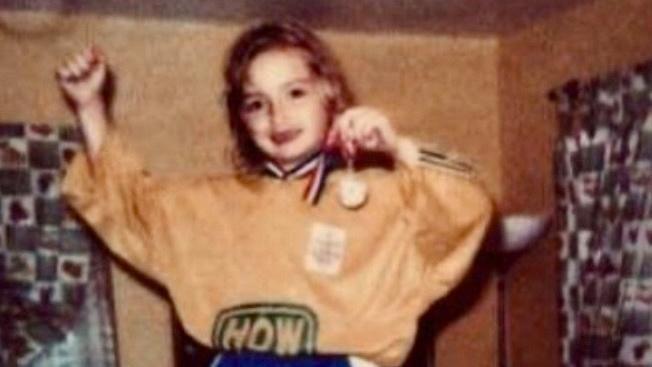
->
[57,21,492,367]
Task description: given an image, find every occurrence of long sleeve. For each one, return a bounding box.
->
[408,152,493,304]
[62,130,168,283]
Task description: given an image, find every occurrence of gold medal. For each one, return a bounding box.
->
[338,158,368,209]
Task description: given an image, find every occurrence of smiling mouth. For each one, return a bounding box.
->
[271,129,301,145]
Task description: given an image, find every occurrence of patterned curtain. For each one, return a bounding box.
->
[551,61,652,366]
[0,122,118,367]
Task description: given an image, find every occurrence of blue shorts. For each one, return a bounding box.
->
[210,352,351,367]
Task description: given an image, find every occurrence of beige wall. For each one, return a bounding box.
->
[499,0,652,214]
[499,0,652,366]
[0,10,501,367]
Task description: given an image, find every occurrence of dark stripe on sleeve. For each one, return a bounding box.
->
[418,155,473,173]
[418,148,448,160]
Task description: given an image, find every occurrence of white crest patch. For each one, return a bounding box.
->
[305,222,347,276]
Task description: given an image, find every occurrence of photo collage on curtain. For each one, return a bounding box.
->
[551,60,652,366]
[0,122,118,367]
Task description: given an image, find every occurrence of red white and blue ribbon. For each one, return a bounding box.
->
[263,152,333,205]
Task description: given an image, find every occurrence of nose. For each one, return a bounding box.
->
[269,99,289,130]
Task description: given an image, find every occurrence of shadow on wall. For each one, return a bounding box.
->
[408,251,496,367]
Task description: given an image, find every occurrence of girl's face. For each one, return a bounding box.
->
[240,48,332,170]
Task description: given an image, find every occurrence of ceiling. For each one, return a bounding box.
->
[1,0,596,35]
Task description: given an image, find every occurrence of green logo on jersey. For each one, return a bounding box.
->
[212,303,318,356]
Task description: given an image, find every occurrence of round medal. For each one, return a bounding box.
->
[338,159,368,209]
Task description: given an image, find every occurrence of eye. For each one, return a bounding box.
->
[289,87,307,99]
[242,98,265,114]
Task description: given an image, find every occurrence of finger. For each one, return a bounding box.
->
[331,111,351,144]
[332,121,353,158]
[88,46,107,68]
[347,110,376,149]
[344,138,357,160]
[92,61,107,82]
[62,57,82,81]
[324,126,337,150]
[368,127,383,149]
[358,126,379,150]
[79,51,94,71]
[355,108,381,134]
[83,47,94,63]
[91,45,105,61]
[346,121,361,158]
[369,110,395,146]
[325,126,340,149]
[82,48,98,72]
[66,56,83,79]
[332,108,367,158]
[353,113,374,143]
[344,109,363,140]
[74,53,91,77]
[56,65,73,81]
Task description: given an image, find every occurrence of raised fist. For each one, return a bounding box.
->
[56,46,108,109]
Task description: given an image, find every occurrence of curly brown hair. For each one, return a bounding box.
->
[224,20,354,173]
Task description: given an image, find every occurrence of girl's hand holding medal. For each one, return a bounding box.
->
[326,107,399,209]
[325,106,399,160]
